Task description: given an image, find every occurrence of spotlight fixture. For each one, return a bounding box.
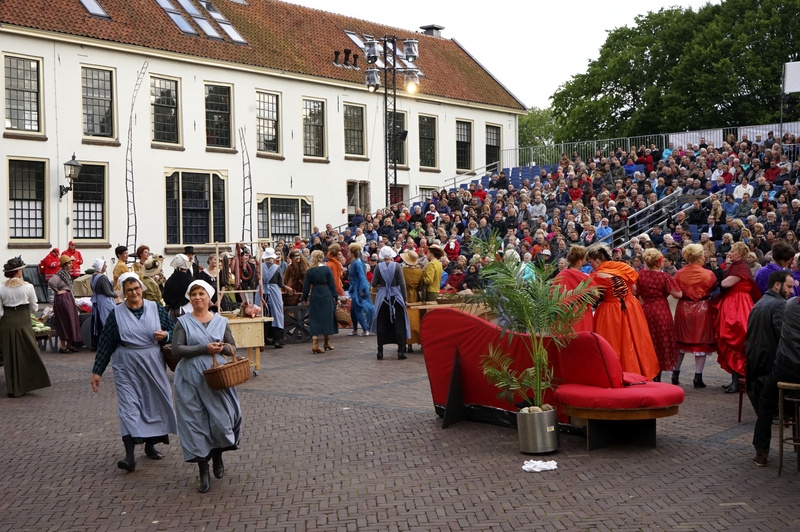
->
[402,39,419,62]
[365,68,381,92]
[364,39,380,64]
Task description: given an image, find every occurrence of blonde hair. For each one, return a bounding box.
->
[682,243,705,265]
[566,245,587,267]
[348,243,363,257]
[731,241,750,257]
[642,248,663,269]
[309,250,325,268]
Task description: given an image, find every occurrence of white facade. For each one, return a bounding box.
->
[2,28,521,264]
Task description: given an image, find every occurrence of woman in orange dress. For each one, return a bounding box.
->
[673,244,718,388]
[715,241,761,393]
[326,243,346,297]
[553,245,594,332]
[587,244,659,380]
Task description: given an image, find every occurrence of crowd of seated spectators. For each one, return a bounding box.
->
[269,131,800,294]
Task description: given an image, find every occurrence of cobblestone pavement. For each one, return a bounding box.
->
[2,333,800,532]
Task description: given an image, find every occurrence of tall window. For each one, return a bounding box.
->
[257,196,312,241]
[302,99,325,157]
[205,84,231,147]
[73,164,105,239]
[151,76,179,143]
[388,111,406,165]
[456,120,472,170]
[419,115,437,168]
[8,159,45,239]
[343,104,365,156]
[165,171,226,244]
[4,55,41,132]
[256,91,279,153]
[82,67,114,138]
[486,124,501,173]
[347,181,370,221]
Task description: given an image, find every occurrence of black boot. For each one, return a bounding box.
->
[397,349,407,360]
[693,373,706,388]
[145,441,163,460]
[653,372,661,382]
[117,435,136,472]
[671,370,680,385]
[377,346,383,360]
[725,373,740,394]
[198,461,211,493]
[211,453,224,479]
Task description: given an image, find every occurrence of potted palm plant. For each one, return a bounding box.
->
[468,235,597,453]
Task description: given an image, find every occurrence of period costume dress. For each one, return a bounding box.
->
[553,268,594,332]
[402,265,424,346]
[347,258,374,335]
[173,313,241,462]
[91,270,116,349]
[261,260,286,347]
[674,264,718,354]
[48,267,82,349]
[92,298,177,464]
[421,258,443,302]
[591,261,659,379]
[715,259,761,377]
[0,276,51,397]
[371,260,410,358]
[637,269,680,372]
[301,265,339,337]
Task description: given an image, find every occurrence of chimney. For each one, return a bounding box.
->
[352,53,359,69]
[420,24,444,38]
[343,49,351,67]
[333,50,340,65]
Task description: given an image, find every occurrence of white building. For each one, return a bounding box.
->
[1,0,525,264]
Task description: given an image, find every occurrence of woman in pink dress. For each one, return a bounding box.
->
[636,249,682,382]
[553,245,594,332]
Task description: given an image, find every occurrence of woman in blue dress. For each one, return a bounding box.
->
[347,243,374,337]
[173,280,241,493]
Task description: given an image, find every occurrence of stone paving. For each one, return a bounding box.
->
[2,333,800,531]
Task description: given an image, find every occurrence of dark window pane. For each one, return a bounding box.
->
[205,85,230,147]
[73,164,105,239]
[82,68,114,137]
[344,105,364,155]
[8,159,45,239]
[387,111,405,165]
[456,121,471,170]
[486,125,501,173]
[303,100,325,157]
[151,77,179,143]
[166,172,179,244]
[419,115,436,167]
[213,174,226,242]
[4,56,40,132]
[256,92,279,153]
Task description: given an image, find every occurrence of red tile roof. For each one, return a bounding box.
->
[0,0,526,111]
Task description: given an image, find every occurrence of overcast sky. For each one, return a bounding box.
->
[286,0,721,109]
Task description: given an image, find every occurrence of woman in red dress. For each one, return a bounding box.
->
[673,244,718,388]
[636,249,682,382]
[715,241,761,393]
[587,244,659,380]
[553,245,594,332]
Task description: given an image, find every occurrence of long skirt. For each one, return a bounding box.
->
[375,301,408,349]
[53,291,81,343]
[174,355,242,462]
[0,307,51,397]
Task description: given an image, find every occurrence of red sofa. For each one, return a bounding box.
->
[420,308,684,449]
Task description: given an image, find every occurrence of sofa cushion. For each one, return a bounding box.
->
[558,332,623,389]
[555,382,685,410]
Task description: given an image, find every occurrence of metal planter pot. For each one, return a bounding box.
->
[517,409,559,454]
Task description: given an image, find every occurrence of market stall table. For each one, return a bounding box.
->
[224,315,272,375]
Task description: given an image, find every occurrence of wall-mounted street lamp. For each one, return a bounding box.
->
[60,153,82,199]
[363,36,422,207]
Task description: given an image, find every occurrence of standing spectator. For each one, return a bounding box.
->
[39,248,61,284]
[745,270,793,415]
[754,241,795,295]
[112,245,130,293]
[90,273,177,472]
[62,241,84,278]
[183,246,200,279]
[90,258,116,350]
[0,257,51,398]
[715,242,762,394]
[48,255,82,353]
[370,245,410,361]
[172,280,242,492]
[302,250,339,354]
[637,249,683,382]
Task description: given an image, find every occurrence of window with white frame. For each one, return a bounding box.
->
[73,164,106,240]
[343,104,365,156]
[4,55,42,133]
[82,67,114,138]
[419,115,437,168]
[347,181,370,220]
[456,120,472,170]
[486,124,501,173]
[8,159,45,239]
[256,91,280,153]
[302,99,325,157]
[258,196,312,242]
[205,84,231,147]
[151,76,180,144]
[165,170,226,244]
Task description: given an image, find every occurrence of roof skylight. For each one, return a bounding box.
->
[200,1,248,44]
[80,0,110,19]
[155,0,198,35]
[177,0,221,38]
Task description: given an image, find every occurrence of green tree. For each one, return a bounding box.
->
[518,106,557,147]
[550,0,800,142]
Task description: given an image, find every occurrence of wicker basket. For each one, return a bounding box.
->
[282,293,302,307]
[203,344,250,390]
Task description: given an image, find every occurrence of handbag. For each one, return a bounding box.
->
[203,343,250,390]
[161,344,181,372]
[335,301,351,326]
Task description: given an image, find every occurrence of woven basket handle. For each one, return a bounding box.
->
[209,342,237,367]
